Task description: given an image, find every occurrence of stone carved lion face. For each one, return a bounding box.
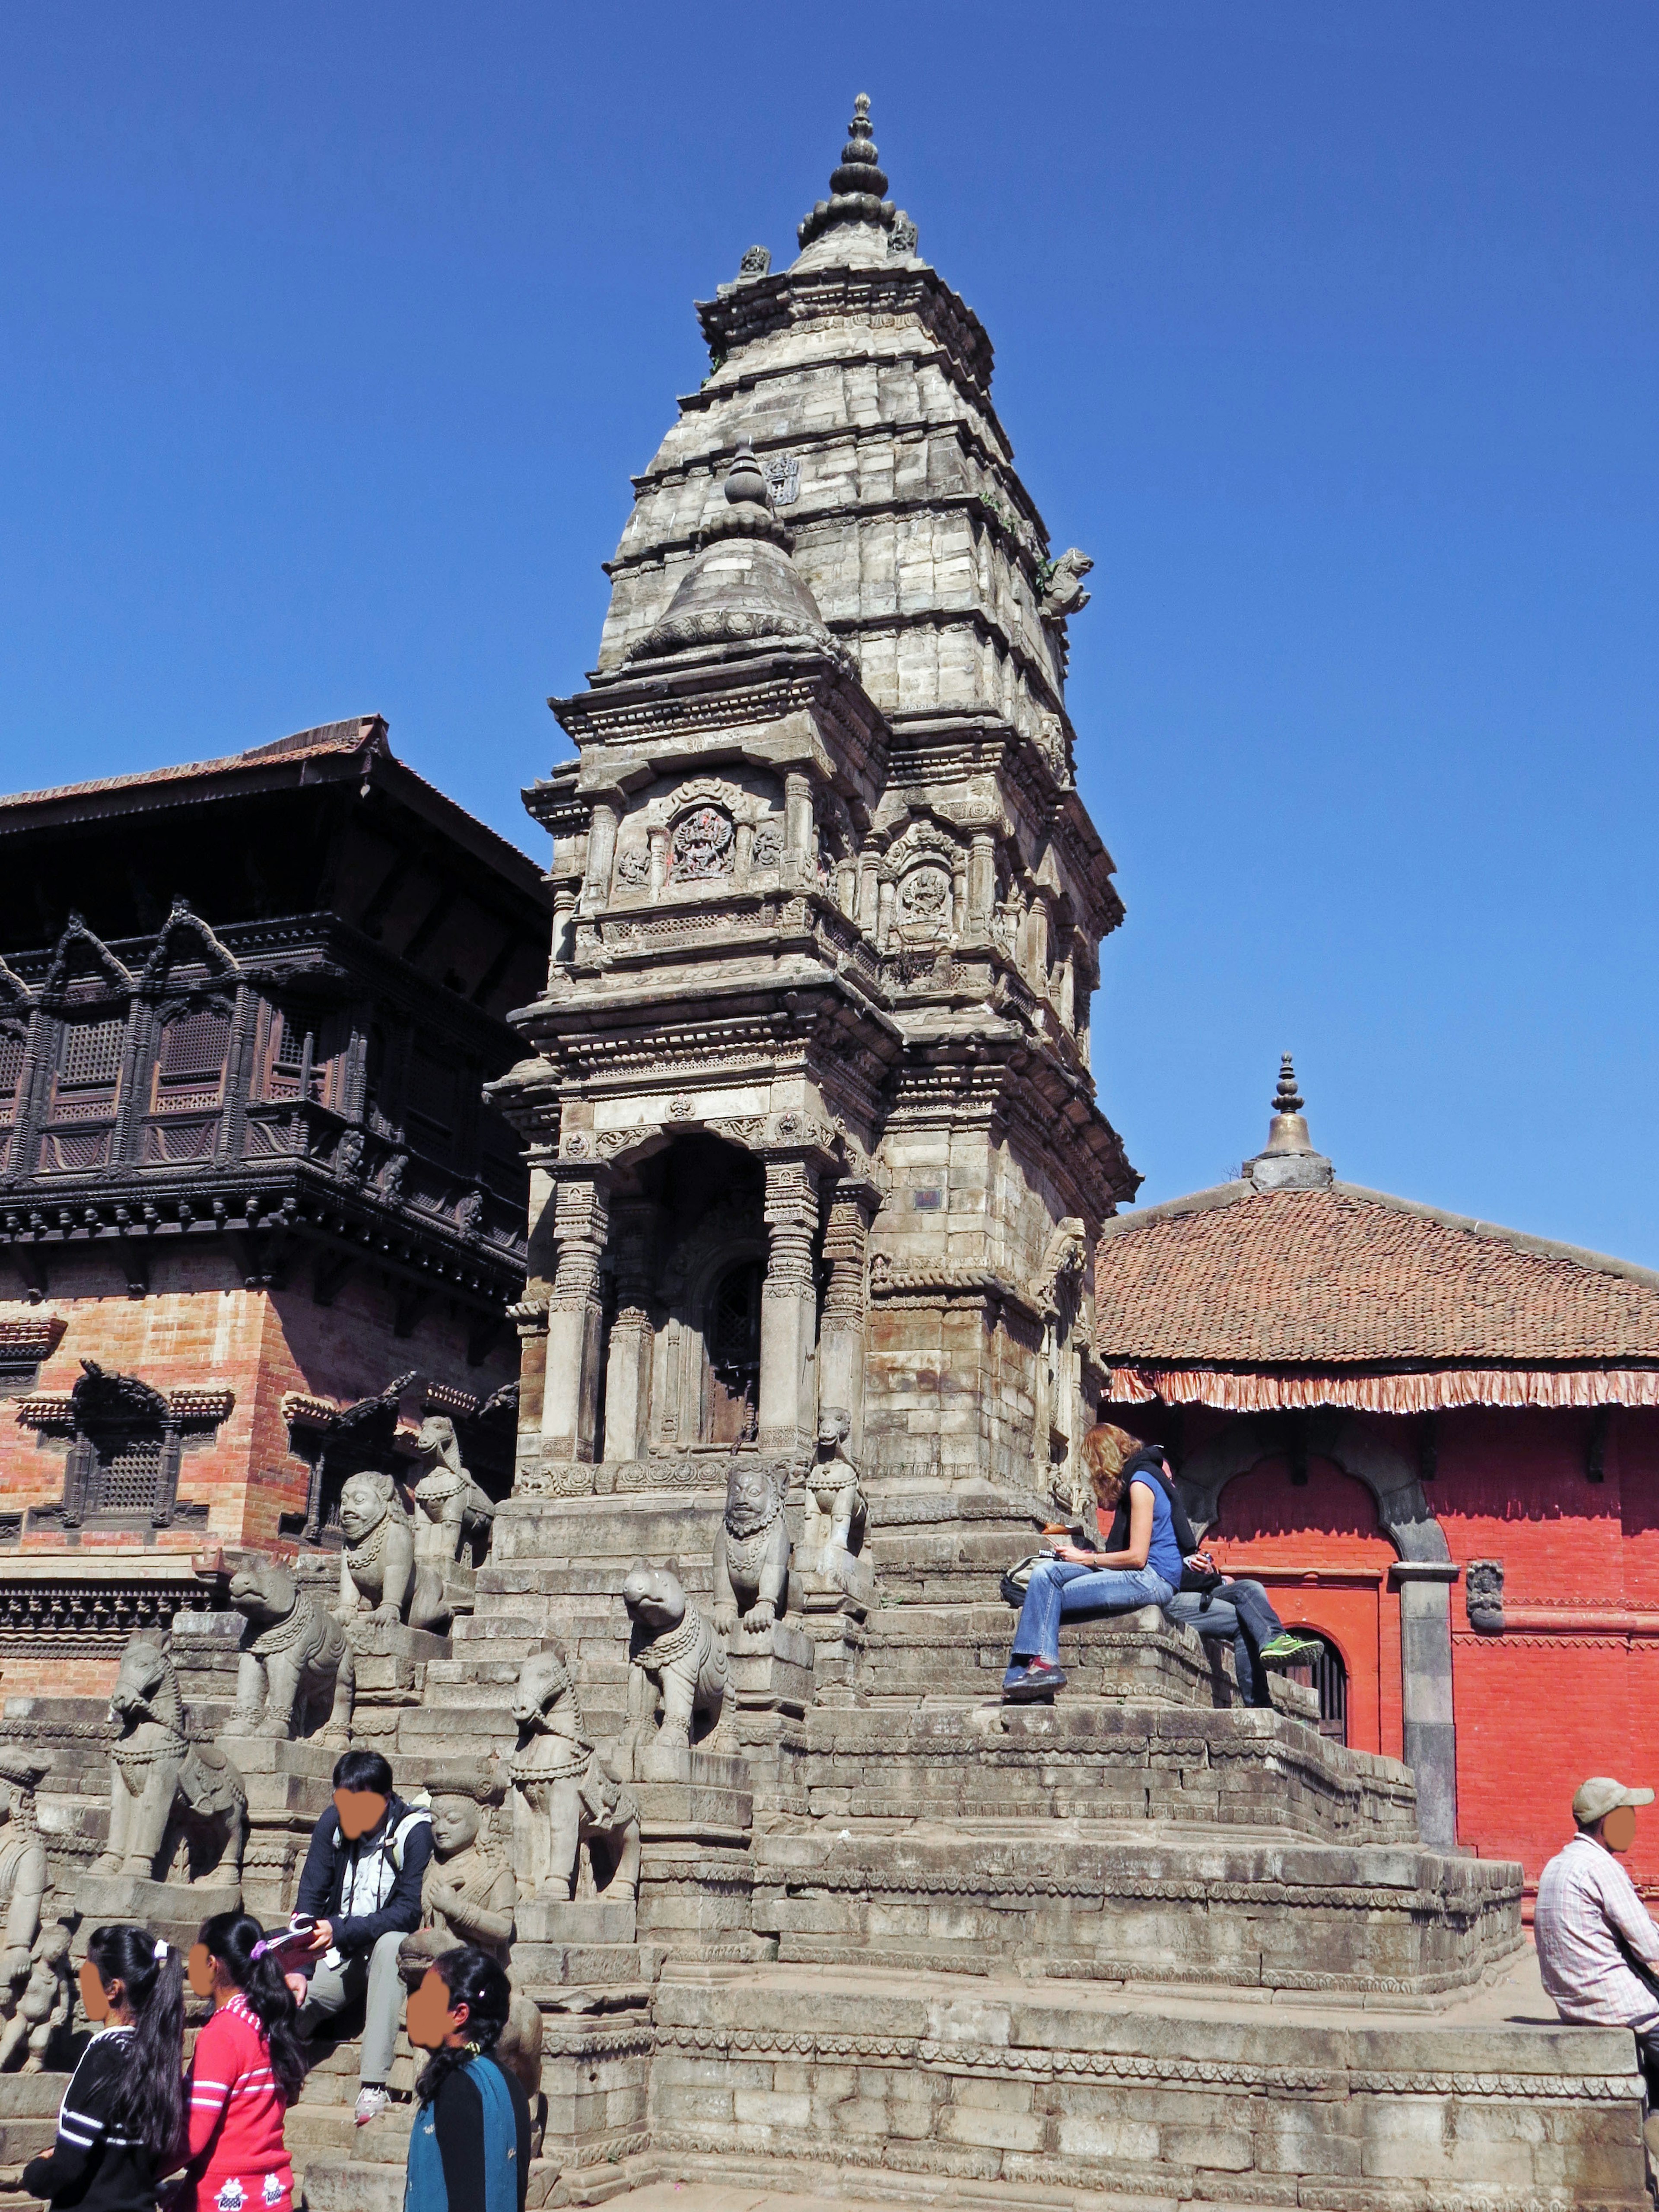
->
[339,1471,395,1541]
[228,1557,299,1623]
[622,1560,687,1631]
[511,1649,572,1728]
[724,1457,780,1539]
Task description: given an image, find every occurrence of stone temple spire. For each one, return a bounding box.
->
[1244,1052,1333,1191]
[798,92,896,251]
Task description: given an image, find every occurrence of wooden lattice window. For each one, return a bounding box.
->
[153,1005,232,1112]
[407,1046,457,1150]
[0,1026,28,1129]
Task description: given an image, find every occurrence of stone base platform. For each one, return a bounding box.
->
[646,1949,1649,2212]
[73,1871,241,1955]
[752,1819,1522,1995]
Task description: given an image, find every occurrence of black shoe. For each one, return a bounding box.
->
[1002,1662,1067,1703]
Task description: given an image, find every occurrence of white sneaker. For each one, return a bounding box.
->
[354,2085,390,2128]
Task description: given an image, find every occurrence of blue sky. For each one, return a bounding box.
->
[3,6,1656,1259]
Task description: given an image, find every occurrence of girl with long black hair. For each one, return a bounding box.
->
[22,1923,185,2212]
[404,1946,530,2212]
[172,1912,307,2212]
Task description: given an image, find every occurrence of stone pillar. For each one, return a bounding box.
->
[540,1169,611,1461]
[601,1200,657,1464]
[759,1153,821,1459]
[876,877,896,948]
[648,826,668,898]
[550,887,576,969]
[1390,1560,1460,1850]
[856,854,879,933]
[784,772,814,867]
[967,832,996,933]
[579,802,620,915]
[818,1181,876,1455]
[509,1299,550,1437]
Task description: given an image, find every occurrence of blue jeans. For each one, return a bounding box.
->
[1166,1577,1283,1705]
[1007,1558,1176,1669]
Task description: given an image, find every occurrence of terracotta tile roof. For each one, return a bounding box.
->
[1094,1182,1659,1369]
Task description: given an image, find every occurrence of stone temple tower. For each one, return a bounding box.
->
[496,95,1138,1508]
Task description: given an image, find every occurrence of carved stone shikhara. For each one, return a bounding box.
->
[506,1652,640,1903]
[623,1562,727,1758]
[228,1557,346,1738]
[95,1640,245,1885]
[712,1457,791,1634]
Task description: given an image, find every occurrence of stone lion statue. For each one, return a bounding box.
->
[1039,548,1093,619]
[410,1416,496,1568]
[801,1409,866,1586]
[229,1557,346,1739]
[94,1640,245,1885]
[623,1561,726,1760]
[506,1652,639,1903]
[712,1456,791,1636]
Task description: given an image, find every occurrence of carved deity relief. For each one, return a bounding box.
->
[671,806,735,882]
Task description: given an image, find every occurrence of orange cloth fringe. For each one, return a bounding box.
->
[1103,1365,1659,1414]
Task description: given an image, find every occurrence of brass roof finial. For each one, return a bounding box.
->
[1246,1050,1333,1189]
[1273,1053,1303,1119]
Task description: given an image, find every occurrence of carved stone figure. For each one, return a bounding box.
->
[0,1753,48,1998]
[322,1470,449,1744]
[801,1409,866,1586]
[1466,1559,1505,1634]
[506,1653,640,1902]
[738,243,771,277]
[94,1640,245,1884]
[623,1561,727,1754]
[712,1457,791,1634]
[1039,548,1093,619]
[0,1926,71,2072]
[228,1557,346,1738]
[409,1416,496,1568]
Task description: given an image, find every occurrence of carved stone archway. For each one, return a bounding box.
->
[1179,1411,1459,1850]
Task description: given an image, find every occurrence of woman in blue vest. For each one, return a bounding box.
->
[404,1945,530,2212]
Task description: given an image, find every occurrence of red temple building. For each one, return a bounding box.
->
[1095,1056,1659,1909]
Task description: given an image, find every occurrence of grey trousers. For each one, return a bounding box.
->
[298,1929,406,2085]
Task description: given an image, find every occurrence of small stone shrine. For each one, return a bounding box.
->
[0,93,1647,2212]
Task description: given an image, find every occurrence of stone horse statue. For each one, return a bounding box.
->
[94,1640,246,1885]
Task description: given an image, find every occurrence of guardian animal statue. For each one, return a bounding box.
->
[505,1652,640,1904]
[94,1640,246,1885]
[410,1415,496,1567]
[228,1556,346,1738]
[322,1470,450,1744]
[623,1560,727,1756]
[801,1410,867,1587]
[0,1926,71,2073]
[1039,548,1093,619]
[712,1456,791,1634]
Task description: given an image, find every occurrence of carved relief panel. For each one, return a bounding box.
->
[609,772,785,906]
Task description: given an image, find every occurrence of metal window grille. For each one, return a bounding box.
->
[1300,1634,1348,1742]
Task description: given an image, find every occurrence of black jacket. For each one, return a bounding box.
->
[22,2027,158,2212]
[426,2058,531,2212]
[296,1793,433,1957]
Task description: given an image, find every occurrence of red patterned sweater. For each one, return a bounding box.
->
[178,1996,293,2212]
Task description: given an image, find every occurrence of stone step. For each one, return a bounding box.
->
[855,1605,1232,1708]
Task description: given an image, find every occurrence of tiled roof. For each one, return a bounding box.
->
[1094,1182,1659,1369]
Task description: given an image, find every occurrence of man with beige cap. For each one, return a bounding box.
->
[1535,1777,1659,2076]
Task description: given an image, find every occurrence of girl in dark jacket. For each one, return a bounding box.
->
[404,1947,531,2212]
[23,1924,185,2212]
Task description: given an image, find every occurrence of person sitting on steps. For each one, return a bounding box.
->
[294,1748,433,2131]
[1002,1425,1184,1703]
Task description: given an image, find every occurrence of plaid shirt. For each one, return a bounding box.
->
[1535,1834,1659,2031]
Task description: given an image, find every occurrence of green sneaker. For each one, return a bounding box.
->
[1258,1633,1320,1662]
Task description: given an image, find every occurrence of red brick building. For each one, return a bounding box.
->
[1095,1058,1659,1907]
[0,718,546,1692]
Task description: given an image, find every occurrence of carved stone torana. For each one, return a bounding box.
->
[409,1415,496,1567]
[712,1456,791,1635]
[506,1651,640,1904]
[227,1556,347,1739]
[623,1561,727,1759]
[95,1639,245,1885]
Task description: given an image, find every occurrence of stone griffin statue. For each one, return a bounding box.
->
[0,1926,71,2073]
[227,1556,346,1738]
[397,1758,543,2112]
[0,1751,48,2006]
[321,1469,450,1745]
[409,1415,496,1568]
[93,1640,245,1885]
[505,1652,640,1903]
[712,1456,791,1635]
[1039,548,1093,620]
[623,1560,727,1761]
[800,1410,867,1587]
